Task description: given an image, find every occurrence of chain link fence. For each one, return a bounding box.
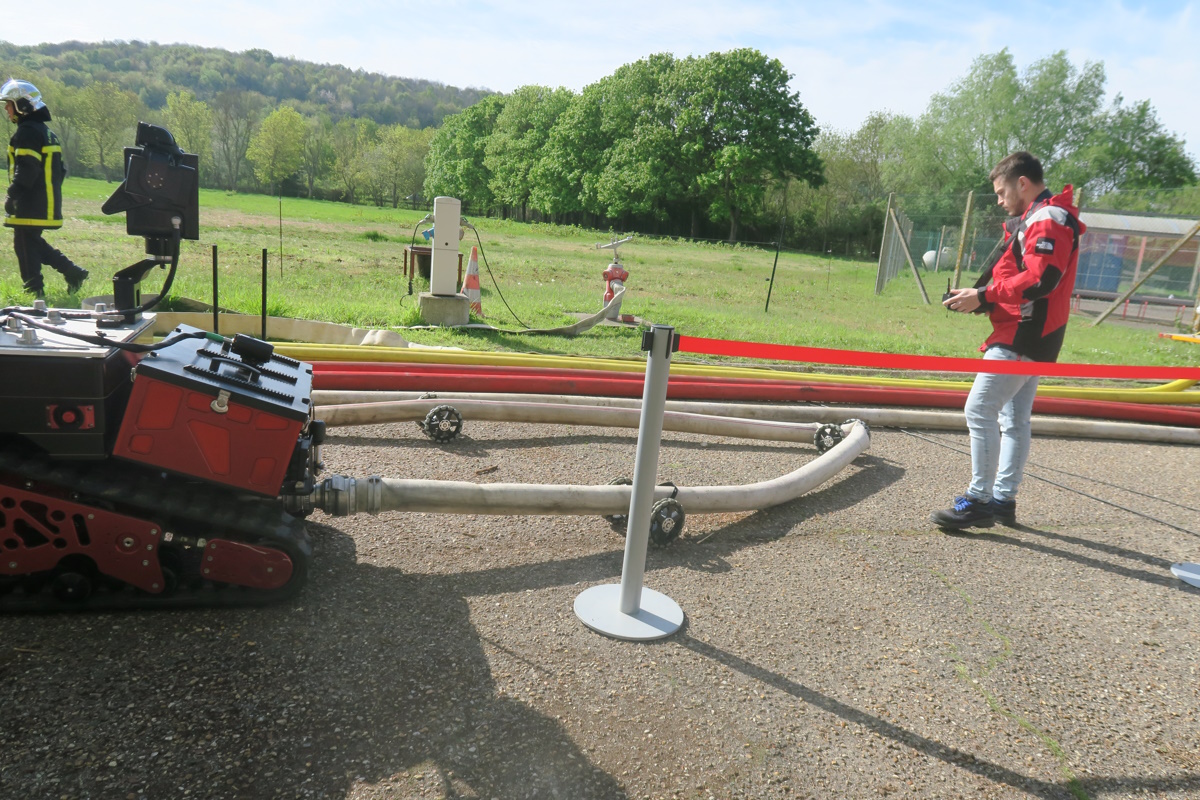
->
[874,189,1200,327]
[875,193,1008,298]
[1078,189,1200,309]
[1075,225,1200,298]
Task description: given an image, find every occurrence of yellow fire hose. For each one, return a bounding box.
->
[274,342,1199,404]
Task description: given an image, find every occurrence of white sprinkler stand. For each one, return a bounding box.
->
[1171,562,1200,589]
[575,324,684,641]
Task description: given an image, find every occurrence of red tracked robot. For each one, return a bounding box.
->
[0,123,325,610]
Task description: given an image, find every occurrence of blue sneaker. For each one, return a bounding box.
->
[930,495,995,530]
[990,498,1017,526]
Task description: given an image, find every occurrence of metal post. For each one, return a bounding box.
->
[1194,274,1200,333]
[211,245,219,336]
[875,193,894,295]
[934,225,947,272]
[575,324,684,640]
[261,248,268,340]
[888,206,930,304]
[764,216,785,312]
[1189,240,1200,297]
[951,190,974,290]
[1132,236,1148,286]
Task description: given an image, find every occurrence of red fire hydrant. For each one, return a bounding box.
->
[602,263,628,320]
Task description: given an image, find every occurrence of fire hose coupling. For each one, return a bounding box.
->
[297,474,385,517]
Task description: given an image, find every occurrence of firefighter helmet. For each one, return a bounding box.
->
[0,79,46,115]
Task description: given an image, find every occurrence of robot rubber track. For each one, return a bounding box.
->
[0,444,311,612]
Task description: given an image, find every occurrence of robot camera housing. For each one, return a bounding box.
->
[101,122,200,241]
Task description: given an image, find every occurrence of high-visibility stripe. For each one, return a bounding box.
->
[4,217,63,227]
[4,139,64,224]
[41,144,55,222]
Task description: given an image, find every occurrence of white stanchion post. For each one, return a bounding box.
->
[575,324,684,640]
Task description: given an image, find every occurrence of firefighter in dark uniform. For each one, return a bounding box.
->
[3,78,88,299]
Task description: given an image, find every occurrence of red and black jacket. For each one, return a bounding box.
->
[975,186,1085,362]
[5,106,66,230]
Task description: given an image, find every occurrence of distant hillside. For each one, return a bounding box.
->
[0,39,490,128]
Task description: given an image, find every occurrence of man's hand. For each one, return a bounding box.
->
[943,287,982,313]
[3,195,13,216]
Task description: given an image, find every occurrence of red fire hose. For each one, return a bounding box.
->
[310,363,1200,427]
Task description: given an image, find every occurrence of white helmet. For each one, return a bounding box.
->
[0,78,46,115]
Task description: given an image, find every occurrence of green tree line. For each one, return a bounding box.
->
[0,40,485,127]
[426,48,1197,250]
[0,40,474,203]
[424,49,824,242]
[2,42,1195,252]
[790,49,1197,255]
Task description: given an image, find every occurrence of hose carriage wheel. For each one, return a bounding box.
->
[813,423,844,454]
[648,498,685,546]
[420,404,463,442]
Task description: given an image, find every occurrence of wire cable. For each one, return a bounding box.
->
[469,226,529,329]
[405,219,427,301]
[1018,457,1200,515]
[901,428,1200,538]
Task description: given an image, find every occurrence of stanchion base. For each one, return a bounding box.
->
[574,584,684,641]
[1171,562,1200,589]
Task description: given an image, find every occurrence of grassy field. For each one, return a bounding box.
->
[1,177,1194,368]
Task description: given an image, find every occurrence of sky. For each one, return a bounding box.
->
[10,1,1200,159]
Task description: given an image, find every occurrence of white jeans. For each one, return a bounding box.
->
[964,347,1039,503]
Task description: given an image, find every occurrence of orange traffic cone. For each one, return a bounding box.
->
[462,246,483,317]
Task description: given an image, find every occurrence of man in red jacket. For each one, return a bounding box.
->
[933,151,1085,530]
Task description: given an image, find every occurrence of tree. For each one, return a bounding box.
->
[74,82,141,180]
[1075,95,1196,198]
[906,50,1109,193]
[35,80,94,177]
[331,117,378,203]
[800,116,897,254]
[301,113,334,198]
[163,91,214,180]
[916,50,1022,192]
[533,54,676,222]
[212,89,265,191]
[484,85,573,219]
[1016,51,1105,174]
[668,49,823,241]
[589,54,725,233]
[360,145,391,207]
[423,93,506,212]
[246,105,306,194]
[376,125,433,208]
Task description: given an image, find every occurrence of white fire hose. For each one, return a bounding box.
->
[311,390,1200,446]
[287,421,869,518]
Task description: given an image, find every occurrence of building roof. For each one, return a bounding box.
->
[1079,209,1199,238]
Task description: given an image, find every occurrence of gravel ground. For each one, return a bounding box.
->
[1,418,1198,800]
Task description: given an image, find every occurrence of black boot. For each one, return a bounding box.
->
[66,269,89,294]
[930,495,995,530]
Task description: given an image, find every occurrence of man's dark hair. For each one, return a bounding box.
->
[990,151,1044,185]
